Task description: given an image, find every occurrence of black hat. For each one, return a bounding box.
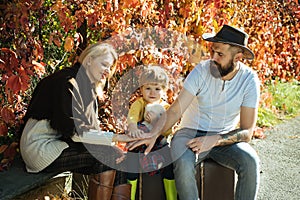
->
[202,25,254,60]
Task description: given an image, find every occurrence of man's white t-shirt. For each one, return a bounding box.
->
[179,59,260,133]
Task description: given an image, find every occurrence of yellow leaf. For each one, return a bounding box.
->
[213,19,219,31]
[64,36,74,52]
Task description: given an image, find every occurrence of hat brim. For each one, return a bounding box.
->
[202,33,254,60]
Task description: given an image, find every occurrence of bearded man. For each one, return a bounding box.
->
[129,24,261,200]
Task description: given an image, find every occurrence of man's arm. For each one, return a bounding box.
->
[216,106,258,146]
[128,88,195,152]
[151,88,195,137]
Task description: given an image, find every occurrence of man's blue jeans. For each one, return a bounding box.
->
[171,128,260,200]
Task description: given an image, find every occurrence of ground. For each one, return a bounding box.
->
[251,116,300,200]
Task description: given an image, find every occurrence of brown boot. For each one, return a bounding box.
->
[88,170,116,200]
[111,183,132,200]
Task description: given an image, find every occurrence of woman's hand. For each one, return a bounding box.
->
[112,145,127,164]
[112,134,146,164]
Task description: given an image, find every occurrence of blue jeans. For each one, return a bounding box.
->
[171,128,260,200]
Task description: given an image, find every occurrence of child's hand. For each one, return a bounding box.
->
[144,111,158,124]
[128,127,145,138]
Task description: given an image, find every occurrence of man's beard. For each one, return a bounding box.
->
[210,59,234,78]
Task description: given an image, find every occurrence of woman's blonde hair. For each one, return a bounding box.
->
[79,43,118,97]
[78,42,118,64]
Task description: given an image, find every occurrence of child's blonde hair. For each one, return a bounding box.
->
[139,65,169,88]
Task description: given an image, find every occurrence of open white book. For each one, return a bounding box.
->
[71,129,114,145]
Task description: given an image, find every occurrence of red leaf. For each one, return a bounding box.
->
[0,145,8,154]
[5,89,14,105]
[17,66,30,91]
[31,0,44,10]
[33,41,44,60]
[6,75,21,94]
[0,121,8,136]
[20,13,29,29]
[3,142,18,160]
[0,48,18,72]
[106,0,112,11]
[53,37,61,47]
[122,0,139,8]
[1,106,15,124]
[32,60,46,78]
[0,59,5,70]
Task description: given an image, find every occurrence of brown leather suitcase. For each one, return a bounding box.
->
[135,173,166,200]
[135,159,235,200]
[196,159,235,200]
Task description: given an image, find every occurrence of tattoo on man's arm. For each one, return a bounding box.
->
[218,129,250,146]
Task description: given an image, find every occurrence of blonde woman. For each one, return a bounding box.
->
[20,43,137,200]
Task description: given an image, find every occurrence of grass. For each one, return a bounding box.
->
[257,80,300,128]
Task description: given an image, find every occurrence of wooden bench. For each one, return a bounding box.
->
[0,156,69,200]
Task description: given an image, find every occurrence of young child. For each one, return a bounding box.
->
[127,65,177,200]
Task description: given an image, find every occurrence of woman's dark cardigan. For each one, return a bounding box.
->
[22,62,98,139]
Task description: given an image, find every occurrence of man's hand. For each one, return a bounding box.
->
[127,136,157,155]
[112,134,145,143]
[187,135,221,154]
